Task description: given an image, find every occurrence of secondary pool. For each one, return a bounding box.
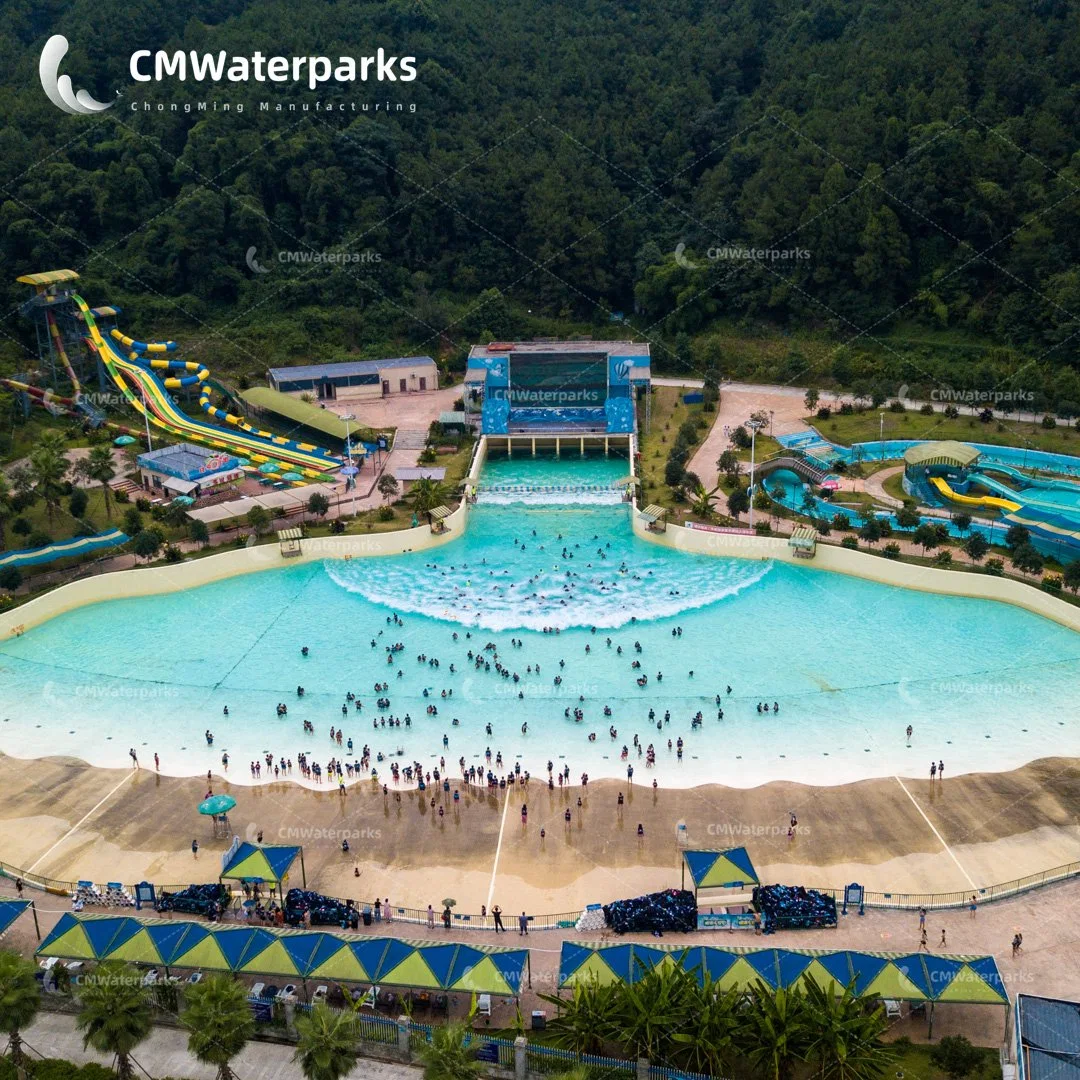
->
[1,453,1078,789]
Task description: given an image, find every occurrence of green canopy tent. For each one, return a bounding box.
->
[681,848,759,903]
[558,943,1007,1036]
[37,914,531,996]
[219,842,304,896]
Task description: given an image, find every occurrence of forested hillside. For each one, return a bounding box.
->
[1,0,1078,404]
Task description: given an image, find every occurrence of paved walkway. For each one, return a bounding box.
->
[21,1012,421,1080]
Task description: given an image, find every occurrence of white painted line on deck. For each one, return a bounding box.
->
[893,776,978,890]
[485,791,512,912]
[25,771,135,874]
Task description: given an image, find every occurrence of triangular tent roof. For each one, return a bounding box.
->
[682,848,759,888]
[220,843,300,884]
[558,944,1007,1004]
[0,898,31,938]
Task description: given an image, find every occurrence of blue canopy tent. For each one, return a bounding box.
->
[558,943,1008,1034]
[38,914,530,993]
[0,897,34,940]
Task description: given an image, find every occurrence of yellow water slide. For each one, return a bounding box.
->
[930,476,1021,513]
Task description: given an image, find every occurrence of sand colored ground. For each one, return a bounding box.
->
[4,753,1080,915]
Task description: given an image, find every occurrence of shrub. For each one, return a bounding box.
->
[984,558,1005,576]
[934,550,953,567]
[69,488,89,517]
[0,566,22,590]
[1041,413,1057,429]
[330,520,345,534]
[831,513,851,531]
[28,531,52,549]
[11,518,31,537]
[1043,575,1063,593]
[377,505,395,522]
[135,497,151,512]
[929,1035,984,1079]
[730,424,751,449]
[839,401,855,415]
[163,545,184,564]
[920,402,934,415]
[114,488,130,503]
[888,399,906,412]
[881,542,901,560]
[944,404,959,419]
[816,406,831,420]
[753,520,771,535]
[841,535,859,549]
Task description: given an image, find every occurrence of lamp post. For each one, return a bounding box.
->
[879,411,885,462]
[748,418,764,531]
[341,413,357,518]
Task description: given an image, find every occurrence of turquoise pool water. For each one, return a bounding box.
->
[1,453,1078,788]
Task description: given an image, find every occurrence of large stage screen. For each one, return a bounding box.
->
[508,352,608,407]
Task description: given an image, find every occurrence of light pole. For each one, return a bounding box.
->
[141,387,153,452]
[341,413,357,518]
[879,412,884,462]
[748,418,764,530]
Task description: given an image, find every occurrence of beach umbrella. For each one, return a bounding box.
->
[340,465,359,476]
[820,479,840,490]
[113,435,137,446]
[258,462,280,474]
[281,472,304,482]
[171,496,195,506]
[441,898,457,909]
[198,794,237,816]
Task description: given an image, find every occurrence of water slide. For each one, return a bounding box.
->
[0,377,141,437]
[72,295,340,477]
[45,310,105,426]
[929,476,1021,513]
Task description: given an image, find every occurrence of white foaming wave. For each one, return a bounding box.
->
[324,557,774,631]
[476,490,624,507]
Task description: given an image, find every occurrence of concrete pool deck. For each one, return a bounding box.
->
[3,752,1079,914]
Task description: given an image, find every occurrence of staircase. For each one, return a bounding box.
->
[394,429,428,450]
[75,396,106,428]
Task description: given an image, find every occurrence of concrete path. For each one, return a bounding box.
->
[21,1011,422,1080]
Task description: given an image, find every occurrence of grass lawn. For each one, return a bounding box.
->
[636,386,713,505]
[0,415,95,465]
[887,1038,1002,1080]
[816,409,1080,458]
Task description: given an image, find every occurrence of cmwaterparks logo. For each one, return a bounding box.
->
[39,36,114,115]
[38,33,418,116]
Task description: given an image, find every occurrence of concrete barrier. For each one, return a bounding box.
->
[630,508,1080,633]
[0,500,469,638]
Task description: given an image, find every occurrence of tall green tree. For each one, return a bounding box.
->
[293,1003,357,1080]
[407,477,448,519]
[28,431,69,530]
[0,949,41,1073]
[80,445,117,521]
[75,961,152,1080]
[182,973,255,1080]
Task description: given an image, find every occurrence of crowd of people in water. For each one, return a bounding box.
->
[170,586,805,798]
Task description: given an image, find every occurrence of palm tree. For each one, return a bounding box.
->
[83,444,117,520]
[28,431,69,529]
[182,974,255,1080]
[415,1020,484,1080]
[803,980,894,1080]
[293,1003,357,1080]
[541,979,618,1056]
[689,483,719,521]
[75,961,152,1080]
[407,476,448,520]
[740,982,809,1080]
[610,962,696,1064]
[0,949,41,1073]
[672,980,741,1076]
